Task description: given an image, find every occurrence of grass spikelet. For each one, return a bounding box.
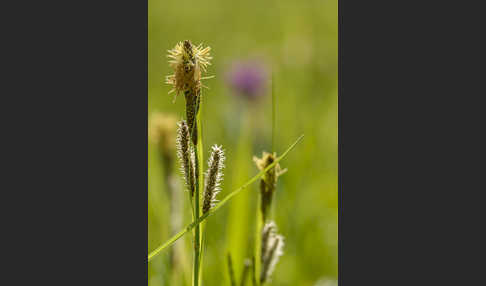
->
[260,221,284,284]
[176,120,196,197]
[203,144,225,214]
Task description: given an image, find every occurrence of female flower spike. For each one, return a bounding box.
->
[260,221,284,283]
[202,145,225,214]
[176,120,196,196]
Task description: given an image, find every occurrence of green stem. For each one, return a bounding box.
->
[198,221,206,285]
[227,253,236,286]
[193,147,200,286]
[196,97,204,285]
[192,94,204,286]
[240,260,251,286]
[271,73,275,153]
[254,201,262,286]
[190,93,204,286]
[251,256,257,286]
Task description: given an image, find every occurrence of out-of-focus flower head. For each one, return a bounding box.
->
[149,112,177,156]
[225,59,268,100]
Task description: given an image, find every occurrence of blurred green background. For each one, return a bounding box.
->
[148,0,337,285]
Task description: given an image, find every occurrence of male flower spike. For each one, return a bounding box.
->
[166,40,213,102]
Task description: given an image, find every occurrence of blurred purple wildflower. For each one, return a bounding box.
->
[225,59,268,100]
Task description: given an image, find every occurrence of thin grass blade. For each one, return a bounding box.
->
[147,134,304,262]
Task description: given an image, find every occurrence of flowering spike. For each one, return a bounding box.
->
[165,40,213,145]
[202,145,225,214]
[260,221,284,283]
[176,120,195,196]
[165,40,213,102]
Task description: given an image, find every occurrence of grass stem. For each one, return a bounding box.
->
[193,96,204,286]
[227,253,236,286]
[271,73,275,153]
[193,147,200,286]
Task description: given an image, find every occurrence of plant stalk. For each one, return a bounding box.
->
[193,146,200,286]
[254,199,263,286]
[193,94,204,286]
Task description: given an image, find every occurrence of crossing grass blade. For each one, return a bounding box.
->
[148,134,304,262]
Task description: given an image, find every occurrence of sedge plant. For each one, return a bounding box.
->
[166,39,225,286]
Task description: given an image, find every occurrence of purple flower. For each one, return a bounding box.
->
[225,60,268,100]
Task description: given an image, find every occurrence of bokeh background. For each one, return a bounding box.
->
[148,0,337,285]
